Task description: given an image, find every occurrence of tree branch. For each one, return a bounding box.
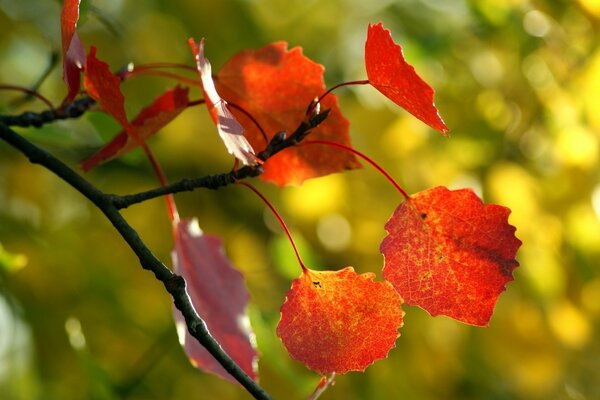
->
[0,122,272,400]
[1,96,96,127]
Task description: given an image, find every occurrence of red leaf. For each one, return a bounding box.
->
[216,42,361,186]
[380,186,521,326]
[172,218,258,383]
[61,0,86,102]
[277,267,403,375]
[188,38,256,166]
[83,46,131,131]
[365,22,448,134]
[81,85,189,171]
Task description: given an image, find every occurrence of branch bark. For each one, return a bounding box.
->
[0,121,272,400]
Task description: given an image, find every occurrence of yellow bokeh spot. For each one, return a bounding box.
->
[519,245,565,300]
[448,138,494,169]
[486,163,539,227]
[282,174,346,220]
[512,353,561,398]
[352,220,385,255]
[578,0,600,18]
[581,49,600,130]
[513,301,544,339]
[381,116,428,157]
[476,90,511,130]
[475,0,528,25]
[555,125,598,168]
[566,202,600,252]
[548,300,591,348]
[226,229,268,274]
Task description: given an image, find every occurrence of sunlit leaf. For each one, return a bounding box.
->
[216,42,360,186]
[365,22,448,134]
[277,267,403,375]
[380,186,521,326]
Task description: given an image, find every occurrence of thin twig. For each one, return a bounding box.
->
[112,108,331,208]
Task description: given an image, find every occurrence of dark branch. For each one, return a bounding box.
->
[111,166,263,209]
[0,122,272,400]
[0,97,96,127]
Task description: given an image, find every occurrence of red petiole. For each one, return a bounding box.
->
[303,139,410,200]
[236,181,307,272]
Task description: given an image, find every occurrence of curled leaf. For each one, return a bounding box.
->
[61,0,86,102]
[277,267,403,375]
[365,22,448,134]
[189,38,256,166]
[380,186,521,326]
[172,218,258,383]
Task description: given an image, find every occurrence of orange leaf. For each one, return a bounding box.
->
[277,267,403,375]
[61,0,85,102]
[172,218,258,383]
[83,46,131,132]
[188,38,256,166]
[380,186,521,326]
[81,85,189,171]
[216,42,360,186]
[365,22,448,134]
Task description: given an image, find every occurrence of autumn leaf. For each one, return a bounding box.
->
[61,0,86,102]
[365,22,448,134]
[215,42,360,186]
[188,38,256,166]
[380,186,521,326]
[277,267,403,375]
[83,46,132,131]
[172,218,258,383]
[81,85,189,171]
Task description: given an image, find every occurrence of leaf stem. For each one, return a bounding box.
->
[228,101,269,144]
[0,84,55,110]
[317,80,370,105]
[236,181,307,272]
[308,373,336,400]
[303,140,410,200]
[306,79,370,120]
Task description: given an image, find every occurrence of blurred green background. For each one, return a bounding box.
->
[1,0,600,399]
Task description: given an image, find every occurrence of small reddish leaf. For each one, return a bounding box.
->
[277,267,403,375]
[188,38,256,166]
[81,85,189,171]
[365,22,448,134]
[380,186,521,326]
[172,218,258,383]
[216,42,360,186]
[61,0,86,102]
[84,46,131,131]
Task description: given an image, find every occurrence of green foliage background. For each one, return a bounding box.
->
[1,0,600,399]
